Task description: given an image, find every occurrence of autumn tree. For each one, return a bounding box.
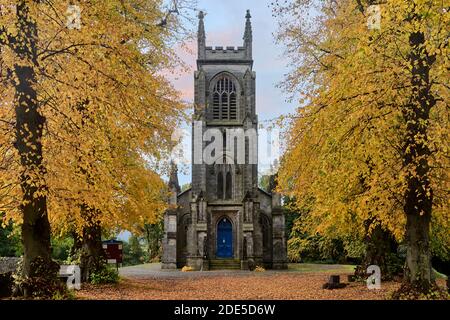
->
[275,0,449,297]
[0,1,60,296]
[141,220,164,262]
[0,0,193,295]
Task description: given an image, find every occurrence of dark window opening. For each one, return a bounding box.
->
[245,137,249,164]
[225,172,232,199]
[230,92,237,119]
[223,131,227,164]
[213,93,220,119]
[217,172,224,199]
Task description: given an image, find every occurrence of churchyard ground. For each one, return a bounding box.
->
[76,263,448,300]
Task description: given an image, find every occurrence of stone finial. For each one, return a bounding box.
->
[198,11,206,59]
[243,9,252,59]
[168,161,181,194]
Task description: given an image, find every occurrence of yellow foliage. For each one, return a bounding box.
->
[181,266,194,272]
[275,0,449,256]
[254,266,266,272]
[0,1,192,235]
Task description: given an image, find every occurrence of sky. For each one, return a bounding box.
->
[170,0,297,187]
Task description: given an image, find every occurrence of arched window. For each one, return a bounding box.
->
[212,76,237,120]
[225,172,232,199]
[217,172,224,199]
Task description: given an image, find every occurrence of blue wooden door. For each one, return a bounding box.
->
[217,218,232,258]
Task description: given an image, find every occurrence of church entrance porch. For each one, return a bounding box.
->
[209,208,240,262]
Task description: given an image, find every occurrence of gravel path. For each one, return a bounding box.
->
[118,263,355,279]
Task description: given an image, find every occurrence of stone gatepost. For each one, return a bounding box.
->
[244,231,255,270]
[187,192,207,270]
[271,192,288,269]
[161,191,178,269]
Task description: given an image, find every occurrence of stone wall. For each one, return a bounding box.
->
[0,257,20,274]
[0,257,20,298]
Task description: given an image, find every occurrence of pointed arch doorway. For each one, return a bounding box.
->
[216,217,233,258]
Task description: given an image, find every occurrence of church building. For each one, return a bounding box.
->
[162,10,287,270]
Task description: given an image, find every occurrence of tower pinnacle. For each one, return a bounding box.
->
[168,161,181,194]
[243,10,252,59]
[198,11,206,59]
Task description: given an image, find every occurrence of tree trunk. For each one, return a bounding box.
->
[355,224,399,281]
[79,207,105,282]
[69,231,83,258]
[395,25,436,296]
[13,1,59,297]
[403,212,433,290]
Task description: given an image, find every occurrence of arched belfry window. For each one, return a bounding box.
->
[212,76,237,120]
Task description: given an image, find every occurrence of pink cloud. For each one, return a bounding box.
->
[165,40,196,102]
[168,26,246,103]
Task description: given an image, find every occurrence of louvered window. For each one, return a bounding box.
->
[212,76,237,120]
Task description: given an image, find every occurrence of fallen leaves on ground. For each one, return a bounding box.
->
[75,273,447,300]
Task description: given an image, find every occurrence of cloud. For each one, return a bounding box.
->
[165,40,196,102]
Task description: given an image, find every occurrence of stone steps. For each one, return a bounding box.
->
[209,259,241,270]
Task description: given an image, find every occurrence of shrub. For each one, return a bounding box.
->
[52,289,76,300]
[51,236,74,263]
[12,257,66,299]
[288,235,346,263]
[64,250,81,266]
[0,222,22,257]
[89,266,119,284]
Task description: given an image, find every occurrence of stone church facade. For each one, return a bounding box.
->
[162,10,287,270]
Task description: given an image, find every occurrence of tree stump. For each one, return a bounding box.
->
[330,275,340,284]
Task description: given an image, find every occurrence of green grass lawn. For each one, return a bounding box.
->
[289,263,447,279]
[120,263,163,271]
[434,270,448,279]
[121,262,357,273]
[288,263,356,274]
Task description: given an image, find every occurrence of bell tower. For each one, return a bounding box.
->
[192,9,258,203]
[162,10,287,271]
